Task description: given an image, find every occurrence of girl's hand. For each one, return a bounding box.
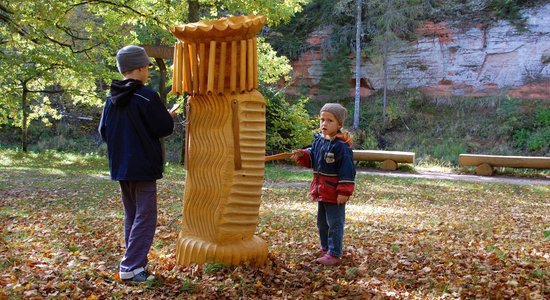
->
[337,194,349,205]
[290,150,304,161]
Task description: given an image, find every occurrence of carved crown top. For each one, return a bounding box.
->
[170,15,266,42]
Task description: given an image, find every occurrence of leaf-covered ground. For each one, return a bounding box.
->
[0,150,548,299]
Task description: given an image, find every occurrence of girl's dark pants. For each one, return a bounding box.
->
[317,201,346,257]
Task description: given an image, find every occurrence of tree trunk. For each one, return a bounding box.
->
[183,0,200,165]
[155,57,169,164]
[21,86,28,152]
[155,57,169,102]
[382,37,388,126]
[353,0,361,133]
[188,0,200,22]
[382,0,393,127]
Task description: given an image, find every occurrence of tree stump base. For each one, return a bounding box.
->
[476,163,494,176]
[382,159,398,171]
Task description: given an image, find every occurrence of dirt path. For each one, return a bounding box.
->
[264,165,550,187]
[357,169,550,186]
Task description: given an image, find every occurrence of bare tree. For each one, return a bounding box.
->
[353,0,361,132]
[366,0,423,126]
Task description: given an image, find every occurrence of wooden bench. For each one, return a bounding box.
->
[458,154,550,176]
[353,150,415,170]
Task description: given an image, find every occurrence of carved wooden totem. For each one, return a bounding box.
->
[170,16,268,266]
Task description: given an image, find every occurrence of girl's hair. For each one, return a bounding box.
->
[338,128,353,146]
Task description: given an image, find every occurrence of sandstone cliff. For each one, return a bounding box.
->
[287,3,550,100]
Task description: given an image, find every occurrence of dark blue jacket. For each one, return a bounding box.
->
[99,79,174,181]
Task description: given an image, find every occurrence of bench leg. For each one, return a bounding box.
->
[382,159,398,171]
[476,163,494,176]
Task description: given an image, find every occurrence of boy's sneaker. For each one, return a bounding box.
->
[316,254,341,266]
[122,270,155,283]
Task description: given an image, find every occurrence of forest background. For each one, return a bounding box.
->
[1,0,549,168]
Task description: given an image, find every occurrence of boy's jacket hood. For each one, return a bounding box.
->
[110,79,143,106]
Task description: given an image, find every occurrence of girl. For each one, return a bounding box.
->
[291,103,356,266]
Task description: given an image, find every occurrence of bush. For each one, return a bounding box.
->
[357,92,550,165]
[357,89,419,149]
[512,106,550,153]
[263,86,316,152]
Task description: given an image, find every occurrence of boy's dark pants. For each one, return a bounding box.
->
[118,180,157,279]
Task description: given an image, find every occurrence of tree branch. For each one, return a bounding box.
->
[0,3,29,37]
[27,88,65,94]
[70,0,169,27]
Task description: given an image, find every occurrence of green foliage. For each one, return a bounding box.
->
[31,122,100,153]
[488,0,527,29]
[358,91,550,165]
[361,130,378,150]
[535,106,550,126]
[318,47,353,102]
[0,0,141,150]
[264,0,342,60]
[1,0,309,151]
[204,262,226,273]
[364,0,424,41]
[514,127,550,152]
[432,140,466,164]
[215,0,311,26]
[510,106,550,152]
[180,278,199,293]
[263,86,316,152]
[544,227,550,242]
[495,98,526,136]
[257,37,292,84]
[359,90,418,133]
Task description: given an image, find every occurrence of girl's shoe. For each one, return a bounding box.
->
[315,253,341,266]
[317,248,327,258]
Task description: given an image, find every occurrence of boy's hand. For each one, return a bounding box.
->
[337,194,349,205]
[169,103,180,118]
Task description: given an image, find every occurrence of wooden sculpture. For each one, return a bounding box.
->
[170,15,268,266]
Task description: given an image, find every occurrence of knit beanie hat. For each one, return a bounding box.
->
[320,103,348,126]
[116,45,153,73]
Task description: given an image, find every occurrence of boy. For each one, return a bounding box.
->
[99,45,176,282]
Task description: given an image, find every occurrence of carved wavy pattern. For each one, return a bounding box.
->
[182,94,231,240]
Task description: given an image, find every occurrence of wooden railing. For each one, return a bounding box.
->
[353,150,415,170]
[459,154,550,176]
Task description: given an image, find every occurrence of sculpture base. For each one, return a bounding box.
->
[175,234,268,266]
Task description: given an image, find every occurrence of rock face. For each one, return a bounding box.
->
[288,4,550,100]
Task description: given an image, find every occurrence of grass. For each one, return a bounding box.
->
[1,149,549,299]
